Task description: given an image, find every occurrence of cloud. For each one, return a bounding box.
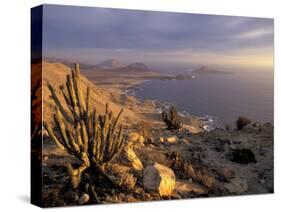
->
[235,28,273,40]
[42,4,274,68]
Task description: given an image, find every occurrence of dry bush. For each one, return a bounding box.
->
[236,116,251,130]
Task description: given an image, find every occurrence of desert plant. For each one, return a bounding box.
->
[44,64,125,192]
[162,106,182,130]
[236,116,251,130]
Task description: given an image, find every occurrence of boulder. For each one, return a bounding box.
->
[224,177,248,194]
[166,136,178,144]
[128,132,140,142]
[143,162,176,196]
[122,147,143,171]
[128,132,145,146]
[78,193,90,205]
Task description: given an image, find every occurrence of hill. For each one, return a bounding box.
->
[193,66,232,74]
[32,61,202,131]
[97,59,126,69]
[33,61,143,126]
[125,63,150,71]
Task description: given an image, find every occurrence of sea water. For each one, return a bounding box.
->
[131,70,273,128]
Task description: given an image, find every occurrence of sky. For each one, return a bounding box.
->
[42,4,274,70]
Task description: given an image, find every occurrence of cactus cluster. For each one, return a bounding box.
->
[44,64,125,189]
[162,106,182,130]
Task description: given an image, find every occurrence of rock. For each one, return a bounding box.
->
[143,162,176,197]
[138,135,145,144]
[166,136,178,144]
[175,180,207,196]
[224,177,248,194]
[252,122,262,128]
[128,132,140,142]
[119,172,137,190]
[184,163,214,189]
[78,193,90,205]
[220,167,235,179]
[106,164,137,189]
[122,147,143,171]
[201,173,215,189]
[159,137,164,143]
[128,132,145,146]
[185,164,196,179]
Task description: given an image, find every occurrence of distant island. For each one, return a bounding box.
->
[192,66,233,74]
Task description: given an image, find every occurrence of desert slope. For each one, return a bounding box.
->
[40,61,142,126]
[31,61,203,133]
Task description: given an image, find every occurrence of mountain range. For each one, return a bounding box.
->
[45,57,152,72]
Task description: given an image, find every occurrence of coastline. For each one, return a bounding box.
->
[122,78,217,132]
[81,68,205,133]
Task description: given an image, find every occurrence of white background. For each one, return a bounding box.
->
[0,0,280,211]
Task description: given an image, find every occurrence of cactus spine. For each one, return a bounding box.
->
[44,64,125,189]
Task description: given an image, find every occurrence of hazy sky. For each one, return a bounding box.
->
[43,4,274,69]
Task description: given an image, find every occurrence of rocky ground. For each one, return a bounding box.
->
[39,61,273,207]
[42,121,273,207]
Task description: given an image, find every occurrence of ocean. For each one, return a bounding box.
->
[130,70,273,128]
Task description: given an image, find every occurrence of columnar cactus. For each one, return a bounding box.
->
[44,64,125,189]
[162,106,182,130]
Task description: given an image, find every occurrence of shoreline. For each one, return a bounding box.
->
[120,75,274,130]
[122,78,216,132]
[80,71,205,133]
[82,66,273,132]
